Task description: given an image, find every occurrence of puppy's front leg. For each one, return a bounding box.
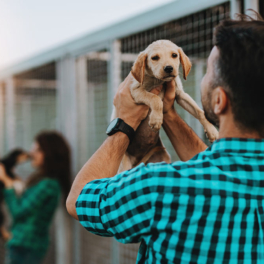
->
[175,90,219,142]
[131,86,163,131]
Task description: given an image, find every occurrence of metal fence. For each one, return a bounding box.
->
[74,3,230,264]
[0,0,261,263]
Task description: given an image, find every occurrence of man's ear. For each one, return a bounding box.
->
[213,87,228,115]
[131,52,148,84]
[179,48,192,80]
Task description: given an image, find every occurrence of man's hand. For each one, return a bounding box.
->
[113,73,149,130]
[113,74,176,130]
[162,80,177,115]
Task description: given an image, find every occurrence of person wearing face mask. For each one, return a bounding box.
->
[0,131,71,264]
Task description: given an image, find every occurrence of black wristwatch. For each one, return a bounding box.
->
[106,118,135,142]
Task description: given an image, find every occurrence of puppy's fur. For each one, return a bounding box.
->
[112,40,218,172]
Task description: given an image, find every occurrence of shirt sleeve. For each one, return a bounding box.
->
[76,163,158,244]
[4,179,60,220]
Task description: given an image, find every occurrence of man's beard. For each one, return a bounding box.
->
[202,90,219,128]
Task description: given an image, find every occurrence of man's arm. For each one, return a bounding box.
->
[66,74,149,219]
[162,81,207,161]
[66,75,207,219]
[163,110,207,161]
[67,133,130,219]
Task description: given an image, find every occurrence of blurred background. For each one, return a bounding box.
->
[0,0,263,263]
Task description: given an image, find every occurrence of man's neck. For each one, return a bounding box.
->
[218,114,261,139]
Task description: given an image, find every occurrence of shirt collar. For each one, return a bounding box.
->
[210,138,264,154]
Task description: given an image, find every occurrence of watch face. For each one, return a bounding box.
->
[106,118,120,134]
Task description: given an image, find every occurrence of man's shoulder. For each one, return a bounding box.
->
[116,153,211,188]
[127,150,226,193]
[145,148,214,176]
[88,149,221,197]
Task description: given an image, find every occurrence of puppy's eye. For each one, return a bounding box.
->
[172,53,178,58]
[151,55,159,61]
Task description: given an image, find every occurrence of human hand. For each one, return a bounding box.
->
[147,80,176,116]
[0,164,8,182]
[162,80,176,115]
[0,164,14,188]
[113,73,161,130]
[0,227,11,242]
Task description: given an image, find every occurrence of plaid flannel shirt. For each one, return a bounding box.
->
[76,138,264,264]
[4,178,60,254]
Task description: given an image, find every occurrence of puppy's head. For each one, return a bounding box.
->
[1,149,30,170]
[131,40,192,84]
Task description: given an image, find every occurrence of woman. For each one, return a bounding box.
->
[0,131,71,264]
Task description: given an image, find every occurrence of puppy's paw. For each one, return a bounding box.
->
[204,124,219,142]
[149,114,163,132]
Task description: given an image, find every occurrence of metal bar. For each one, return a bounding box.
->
[195,60,206,140]
[86,81,96,157]
[5,77,16,150]
[86,52,138,62]
[76,56,88,167]
[86,52,110,61]
[21,99,31,149]
[0,84,4,154]
[108,40,121,121]
[56,57,78,264]
[56,56,78,172]
[231,0,242,18]
[15,79,56,89]
[55,205,73,264]
[244,0,259,14]
[108,40,121,264]
[111,239,120,264]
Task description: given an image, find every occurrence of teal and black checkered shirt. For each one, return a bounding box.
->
[4,178,61,256]
[76,138,264,264]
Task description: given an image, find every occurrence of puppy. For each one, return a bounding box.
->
[112,40,218,172]
[0,149,30,240]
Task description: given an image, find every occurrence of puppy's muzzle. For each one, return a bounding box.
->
[164,66,173,73]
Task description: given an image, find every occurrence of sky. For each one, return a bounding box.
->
[0,0,174,70]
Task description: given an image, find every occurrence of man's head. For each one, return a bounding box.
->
[201,13,264,137]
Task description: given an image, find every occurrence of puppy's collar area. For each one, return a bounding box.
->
[144,73,176,82]
[162,75,176,79]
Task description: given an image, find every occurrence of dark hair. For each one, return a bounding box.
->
[1,149,25,178]
[213,11,264,136]
[27,131,72,202]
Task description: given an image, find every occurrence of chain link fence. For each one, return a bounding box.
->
[0,63,58,264]
[76,52,113,264]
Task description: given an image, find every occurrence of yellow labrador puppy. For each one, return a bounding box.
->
[112,40,218,172]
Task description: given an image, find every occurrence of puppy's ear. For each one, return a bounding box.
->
[179,48,192,80]
[131,52,148,84]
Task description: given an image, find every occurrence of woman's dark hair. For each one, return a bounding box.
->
[212,11,264,136]
[27,131,72,202]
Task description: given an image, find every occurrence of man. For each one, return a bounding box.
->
[67,14,264,263]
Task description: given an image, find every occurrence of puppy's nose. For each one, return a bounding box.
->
[164,66,173,73]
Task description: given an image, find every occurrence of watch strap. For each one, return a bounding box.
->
[118,119,135,142]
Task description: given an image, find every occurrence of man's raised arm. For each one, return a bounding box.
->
[66,76,207,219]
[66,74,150,219]
[162,81,207,161]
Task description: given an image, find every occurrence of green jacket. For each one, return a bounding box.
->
[4,178,61,255]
